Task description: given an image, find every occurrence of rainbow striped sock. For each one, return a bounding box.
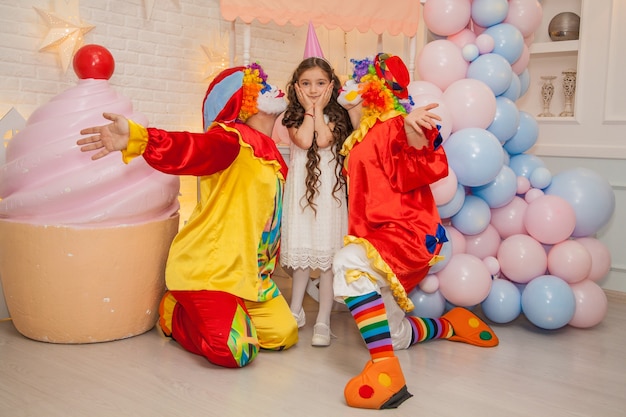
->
[344,292,394,361]
[406,316,453,345]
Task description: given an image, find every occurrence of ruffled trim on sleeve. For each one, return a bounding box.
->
[121,119,149,164]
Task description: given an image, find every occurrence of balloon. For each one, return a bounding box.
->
[429,235,453,274]
[547,240,592,284]
[483,255,501,276]
[521,275,575,330]
[524,195,576,245]
[442,79,497,131]
[471,164,517,208]
[500,72,521,102]
[497,234,547,283]
[410,94,452,141]
[471,0,509,28]
[529,166,552,189]
[271,112,291,145]
[419,274,440,293]
[73,44,115,80]
[511,43,530,75]
[451,194,492,235]
[446,225,467,255]
[503,111,538,154]
[430,167,458,206]
[475,34,495,54]
[508,153,546,179]
[504,0,544,38]
[408,289,447,318]
[464,224,501,259]
[568,280,608,328]
[524,187,544,203]
[487,96,520,143]
[544,168,616,237]
[438,253,493,307]
[516,176,531,194]
[443,128,504,186]
[437,183,466,219]
[423,0,472,37]
[481,278,522,323]
[462,44,480,62]
[490,196,528,238]
[483,23,525,64]
[466,53,513,96]
[416,40,470,91]
[447,28,477,49]
[575,237,612,282]
[518,68,530,97]
[407,80,444,98]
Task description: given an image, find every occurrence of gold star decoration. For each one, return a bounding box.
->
[201,31,232,81]
[34,0,95,73]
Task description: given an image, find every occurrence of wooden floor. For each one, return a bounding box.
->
[1,268,625,417]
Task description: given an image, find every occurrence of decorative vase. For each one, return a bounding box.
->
[560,69,577,117]
[549,12,580,41]
[538,75,557,117]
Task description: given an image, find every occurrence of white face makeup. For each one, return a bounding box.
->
[257,84,287,115]
[338,79,363,109]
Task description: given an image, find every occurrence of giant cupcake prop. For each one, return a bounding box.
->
[0,45,181,343]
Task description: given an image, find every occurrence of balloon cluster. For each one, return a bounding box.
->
[407,0,616,330]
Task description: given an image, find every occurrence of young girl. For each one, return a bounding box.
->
[280,57,352,347]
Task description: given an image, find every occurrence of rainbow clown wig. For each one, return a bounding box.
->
[349,53,414,119]
[202,63,271,131]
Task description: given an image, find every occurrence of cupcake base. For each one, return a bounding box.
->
[0,215,179,343]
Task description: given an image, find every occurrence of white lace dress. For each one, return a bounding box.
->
[280,141,348,272]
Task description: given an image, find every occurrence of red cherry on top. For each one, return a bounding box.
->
[73,44,115,80]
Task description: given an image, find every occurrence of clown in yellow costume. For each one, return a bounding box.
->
[333,54,499,410]
[78,63,298,368]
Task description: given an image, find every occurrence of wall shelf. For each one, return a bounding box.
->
[529,40,579,55]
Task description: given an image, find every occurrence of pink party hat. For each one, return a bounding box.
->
[303,21,324,59]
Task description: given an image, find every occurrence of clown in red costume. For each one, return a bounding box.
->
[78,63,298,368]
[333,54,499,409]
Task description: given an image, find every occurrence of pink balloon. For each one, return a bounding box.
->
[271,112,291,145]
[410,94,452,141]
[516,176,530,194]
[511,43,530,75]
[437,253,492,306]
[524,187,544,203]
[490,196,528,239]
[568,280,608,328]
[504,0,543,38]
[419,274,440,293]
[465,224,501,259]
[471,20,488,35]
[475,34,495,54]
[524,33,535,47]
[575,237,612,282]
[547,240,592,284]
[483,256,501,276]
[497,234,547,283]
[416,40,469,91]
[407,80,443,98]
[524,195,576,245]
[445,225,467,255]
[442,78,497,131]
[423,0,472,37]
[448,28,477,48]
[431,168,458,206]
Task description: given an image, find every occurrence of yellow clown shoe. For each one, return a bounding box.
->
[443,307,499,347]
[344,356,413,409]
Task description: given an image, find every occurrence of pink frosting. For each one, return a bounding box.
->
[0,79,180,227]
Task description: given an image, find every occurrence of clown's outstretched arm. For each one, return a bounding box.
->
[78,113,130,160]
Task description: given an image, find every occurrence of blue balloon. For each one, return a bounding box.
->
[500,72,521,102]
[451,194,492,235]
[467,53,513,96]
[481,278,521,324]
[437,183,466,219]
[529,166,553,189]
[471,164,517,208]
[408,289,446,318]
[518,68,530,98]
[503,111,538,154]
[483,23,524,64]
[508,153,546,179]
[443,128,505,187]
[545,168,616,237]
[462,44,480,62]
[487,96,520,143]
[471,0,509,28]
[521,275,575,330]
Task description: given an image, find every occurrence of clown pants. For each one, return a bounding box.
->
[333,243,414,350]
[159,290,298,368]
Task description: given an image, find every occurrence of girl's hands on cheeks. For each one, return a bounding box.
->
[295,82,314,112]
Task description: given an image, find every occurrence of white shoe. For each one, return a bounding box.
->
[292,308,305,328]
[312,323,335,347]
